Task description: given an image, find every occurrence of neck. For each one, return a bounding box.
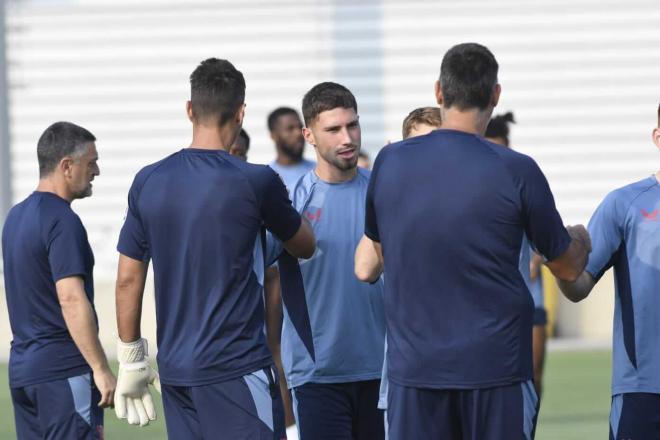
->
[36,177,73,203]
[655,171,660,183]
[275,149,303,166]
[190,123,236,151]
[315,161,357,183]
[439,107,492,136]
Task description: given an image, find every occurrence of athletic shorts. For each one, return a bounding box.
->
[161,366,285,440]
[387,380,538,440]
[11,372,104,440]
[292,380,384,440]
[610,392,660,439]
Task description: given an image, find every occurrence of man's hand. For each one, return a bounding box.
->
[566,224,591,253]
[93,366,117,408]
[115,338,160,427]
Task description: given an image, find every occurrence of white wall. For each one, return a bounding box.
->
[2,0,659,356]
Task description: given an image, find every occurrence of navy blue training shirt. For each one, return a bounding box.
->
[117,148,301,386]
[365,129,571,389]
[3,192,95,387]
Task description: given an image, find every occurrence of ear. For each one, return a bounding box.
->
[302,126,316,147]
[59,157,74,178]
[235,103,246,126]
[491,84,501,108]
[653,127,660,150]
[186,101,194,122]
[434,80,443,106]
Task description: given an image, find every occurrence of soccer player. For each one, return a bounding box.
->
[485,112,548,398]
[355,43,591,439]
[556,103,660,439]
[2,122,115,439]
[267,107,315,192]
[268,82,386,439]
[228,128,250,161]
[114,58,315,437]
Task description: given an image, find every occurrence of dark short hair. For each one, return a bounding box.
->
[402,107,443,139]
[189,58,245,126]
[37,122,96,178]
[238,128,250,149]
[267,107,300,132]
[302,82,357,126]
[485,112,515,146]
[440,43,499,111]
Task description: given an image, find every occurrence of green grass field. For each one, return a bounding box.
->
[0,350,611,439]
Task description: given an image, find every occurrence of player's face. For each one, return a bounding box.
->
[69,142,99,199]
[653,126,660,150]
[273,114,305,160]
[407,123,439,139]
[306,107,361,172]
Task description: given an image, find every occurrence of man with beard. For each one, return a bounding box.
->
[268,82,386,439]
[268,107,315,192]
[3,122,115,439]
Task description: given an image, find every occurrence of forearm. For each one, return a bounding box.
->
[556,270,595,303]
[61,297,110,372]
[116,256,148,342]
[546,238,589,282]
[354,235,383,282]
[264,267,283,355]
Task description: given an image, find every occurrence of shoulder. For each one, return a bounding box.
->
[131,152,179,191]
[599,177,657,217]
[291,169,318,208]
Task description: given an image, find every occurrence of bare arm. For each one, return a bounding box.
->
[116,254,148,343]
[556,270,596,303]
[283,218,316,259]
[57,276,116,407]
[354,235,384,283]
[545,225,591,283]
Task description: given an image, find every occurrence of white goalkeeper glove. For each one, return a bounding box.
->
[115,338,161,427]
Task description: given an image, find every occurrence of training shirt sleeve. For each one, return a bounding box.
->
[585,191,623,281]
[260,167,301,242]
[517,156,571,261]
[364,149,383,242]
[117,175,150,261]
[47,212,90,282]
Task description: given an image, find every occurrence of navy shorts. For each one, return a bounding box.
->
[11,372,104,440]
[292,379,384,440]
[610,392,660,439]
[387,380,538,440]
[161,366,285,440]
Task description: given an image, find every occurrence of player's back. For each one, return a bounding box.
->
[119,148,285,386]
[367,129,569,388]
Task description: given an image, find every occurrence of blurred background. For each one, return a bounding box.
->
[0,0,659,438]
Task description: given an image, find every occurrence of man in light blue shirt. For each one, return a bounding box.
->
[557,103,660,439]
[268,107,315,192]
[269,83,386,439]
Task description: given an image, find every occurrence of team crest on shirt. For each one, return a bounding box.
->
[304,207,322,223]
[640,208,659,221]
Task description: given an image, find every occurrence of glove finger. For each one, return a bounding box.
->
[133,398,150,427]
[115,395,126,419]
[150,370,161,394]
[142,389,157,421]
[126,398,139,425]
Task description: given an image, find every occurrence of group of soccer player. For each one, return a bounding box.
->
[2,41,659,440]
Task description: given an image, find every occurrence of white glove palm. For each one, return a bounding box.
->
[115,338,161,427]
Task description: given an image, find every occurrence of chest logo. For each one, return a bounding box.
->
[305,208,322,222]
[640,208,659,221]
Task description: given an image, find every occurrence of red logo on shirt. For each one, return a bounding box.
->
[305,208,322,222]
[641,208,659,221]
